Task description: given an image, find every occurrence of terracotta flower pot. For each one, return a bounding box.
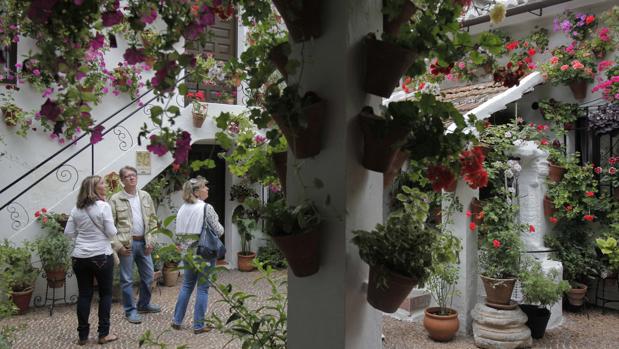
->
[566,282,587,306]
[268,42,289,78]
[272,151,287,193]
[237,252,257,272]
[364,36,416,98]
[548,163,565,183]
[272,98,326,159]
[358,112,409,173]
[10,287,34,315]
[162,266,179,287]
[470,198,483,225]
[271,228,321,277]
[568,80,587,100]
[192,112,206,128]
[45,268,66,289]
[423,307,459,342]
[367,266,418,313]
[383,149,409,188]
[543,195,555,217]
[481,275,516,307]
[382,1,417,37]
[272,0,322,43]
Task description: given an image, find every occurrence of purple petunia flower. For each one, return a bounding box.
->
[560,19,572,32]
[27,0,58,24]
[141,8,157,24]
[123,47,145,65]
[102,11,123,27]
[173,131,192,164]
[90,125,105,145]
[147,135,169,156]
[90,33,105,50]
[40,99,62,122]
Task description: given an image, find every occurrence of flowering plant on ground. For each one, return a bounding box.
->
[553,11,597,41]
[541,42,597,85]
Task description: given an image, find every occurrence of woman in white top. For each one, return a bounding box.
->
[171,176,224,334]
[64,175,118,345]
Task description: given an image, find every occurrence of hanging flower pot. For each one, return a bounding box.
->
[367,265,418,313]
[364,35,415,98]
[272,228,321,277]
[10,287,34,315]
[382,1,417,37]
[543,195,555,217]
[383,149,409,188]
[272,0,322,43]
[45,268,66,289]
[358,111,409,173]
[519,304,551,339]
[480,275,516,307]
[548,163,565,183]
[237,252,257,272]
[568,80,587,100]
[423,307,459,342]
[272,151,287,193]
[272,97,326,159]
[268,42,290,78]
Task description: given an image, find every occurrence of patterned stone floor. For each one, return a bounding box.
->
[3,268,619,348]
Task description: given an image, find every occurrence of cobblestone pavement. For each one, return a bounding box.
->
[3,268,619,349]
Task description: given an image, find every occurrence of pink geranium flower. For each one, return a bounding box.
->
[560,64,569,71]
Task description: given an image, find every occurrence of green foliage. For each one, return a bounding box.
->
[0,240,38,292]
[256,241,288,270]
[545,220,600,281]
[138,329,188,349]
[261,198,322,237]
[596,236,619,272]
[536,99,582,132]
[230,183,258,202]
[34,231,71,272]
[208,261,287,349]
[352,186,437,286]
[232,199,260,254]
[545,158,598,221]
[519,258,570,309]
[427,233,462,315]
[478,227,523,279]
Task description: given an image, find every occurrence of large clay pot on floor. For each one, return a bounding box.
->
[367,266,418,313]
[272,228,321,277]
[519,304,551,339]
[237,252,257,272]
[162,264,179,287]
[45,268,66,288]
[10,287,34,315]
[566,282,588,306]
[481,275,516,307]
[423,307,459,342]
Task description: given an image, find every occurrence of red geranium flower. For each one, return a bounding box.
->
[549,217,558,224]
[505,41,519,51]
[493,239,501,248]
[466,210,472,217]
[34,211,41,218]
[610,167,617,175]
[585,15,595,25]
[469,222,477,231]
[585,191,595,197]
[41,208,47,213]
[583,214,595,222]
[529,225,535,233]
[527,48,536,56]
[42,216,48,224]
[565,205,573,211]
[426,165,456,192]
[595,166,603,174]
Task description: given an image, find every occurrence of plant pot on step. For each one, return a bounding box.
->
[237,252,256,272]
[423,307,459,342]
[45,268,66,288]
[543,195,556,217]
[382,1,417,37]
[548,163,565,183]
[268,42,290,78]
[272,98,326,159]
[481,275,516,306]
[568,80,587,100]
[367,265,418,313]
[364,35,416,98]
[566,282,587,307]
[10,287,34,315]
[519,304,551,339]
[358,110,410,173]
[272,151,287,193]
[272,0,322,43]
[383,149,409,188]
[162,265,179,287]
[271,228,321,277]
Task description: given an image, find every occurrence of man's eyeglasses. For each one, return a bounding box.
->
[123,174,137,179]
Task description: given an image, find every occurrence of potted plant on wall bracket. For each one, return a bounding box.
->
[268,40,292,79]
[518,258,570,339]
[261,196,322,277]
[534,99,582,133]
[265,84,327,159]
[272,0,322,43]
[540,42,597,100]
[352,185,437,313]
[230,183,258,203]
[187,90,208,128]
[233,198,260,272]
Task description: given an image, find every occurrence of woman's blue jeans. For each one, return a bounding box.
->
[172,257,217,330]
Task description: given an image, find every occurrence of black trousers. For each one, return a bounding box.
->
[72,254,114,340]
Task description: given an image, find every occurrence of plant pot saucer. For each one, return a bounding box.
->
[485,300,518,310]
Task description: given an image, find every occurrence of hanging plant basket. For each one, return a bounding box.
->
[364,36,415,98]
[480,275,516,307]
[358,111,409,173]
[543,195,555,217]
[367,265,418,313]
[548,163,565,183]
[272,97,326,159]
[272,151,287,193]
[382,1,417,37]
[272,228,321,277]
[45,268,66,289]
[268,42,290,78]
[272,0,322,43]
[568,80,587,100]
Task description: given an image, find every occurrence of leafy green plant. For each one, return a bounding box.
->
[208,260,287,349]
[427,233,461,315]
[352,186,437,287]
[596,236,619,272]
[256,241,288,269]
[545,220,600,282]
[229,183,258,202]
[33,231,72,272]
[536,99,582,130]
[545,158,598,221]
[519,258,570,309]
[232,199,260,255]
[261,198,322,237]
[0,240,38,293]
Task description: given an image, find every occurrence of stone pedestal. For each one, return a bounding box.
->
[471,303,532,349]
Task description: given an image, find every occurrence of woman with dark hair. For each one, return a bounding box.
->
[64,175,118,345]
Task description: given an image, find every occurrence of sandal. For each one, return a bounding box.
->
[98,334,119,344]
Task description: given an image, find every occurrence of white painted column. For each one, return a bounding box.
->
[286,0,383,348]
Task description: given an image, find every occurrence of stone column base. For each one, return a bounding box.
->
[471,303,532,349]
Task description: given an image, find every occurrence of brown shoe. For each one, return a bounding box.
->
[193,327,212,335]
[77,339,89,346]
[98,334,118,344]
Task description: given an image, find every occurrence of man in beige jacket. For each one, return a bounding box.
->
[110,166,160,324]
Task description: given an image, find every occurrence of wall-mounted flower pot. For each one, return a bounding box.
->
[382,1,416,37]
[237,251,257,272]
[543,195,555,217]
[10,287,34,315]
[272,228,321,277]
[268,42,290,78]
[566,282,587,307]
[383,149,409,188]
[364,36,415,98]
[272,98,326,159]
[272,0,322,43]
[358,111,409,173]
[45,268,66,288]
[423,307,459,342]
[272,151,287,193]
[367,265,417,313]
[568,80,587,100]
[519,304,550,339]
[192,112,206,128]
[548,163,565,183]
[481,275,516,307]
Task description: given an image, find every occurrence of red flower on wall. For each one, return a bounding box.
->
[529,225,535,233]
[549,217,558,224]
[459,146,488,189]
[493,239,501,248]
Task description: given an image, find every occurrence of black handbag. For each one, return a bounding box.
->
[196,204,226,259]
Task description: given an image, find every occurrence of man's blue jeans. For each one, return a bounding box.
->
[119,240,154,316]
[172,257,216,330]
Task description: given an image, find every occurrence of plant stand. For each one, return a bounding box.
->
[34,270,77,317]
[595,276,619,314]
[471,303,532,349]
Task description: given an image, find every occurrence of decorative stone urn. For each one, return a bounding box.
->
[471,303,532,349]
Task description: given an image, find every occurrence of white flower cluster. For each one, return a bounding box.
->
[420,82,441,96]
[505,159,522,179]
[207,61,227,82]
